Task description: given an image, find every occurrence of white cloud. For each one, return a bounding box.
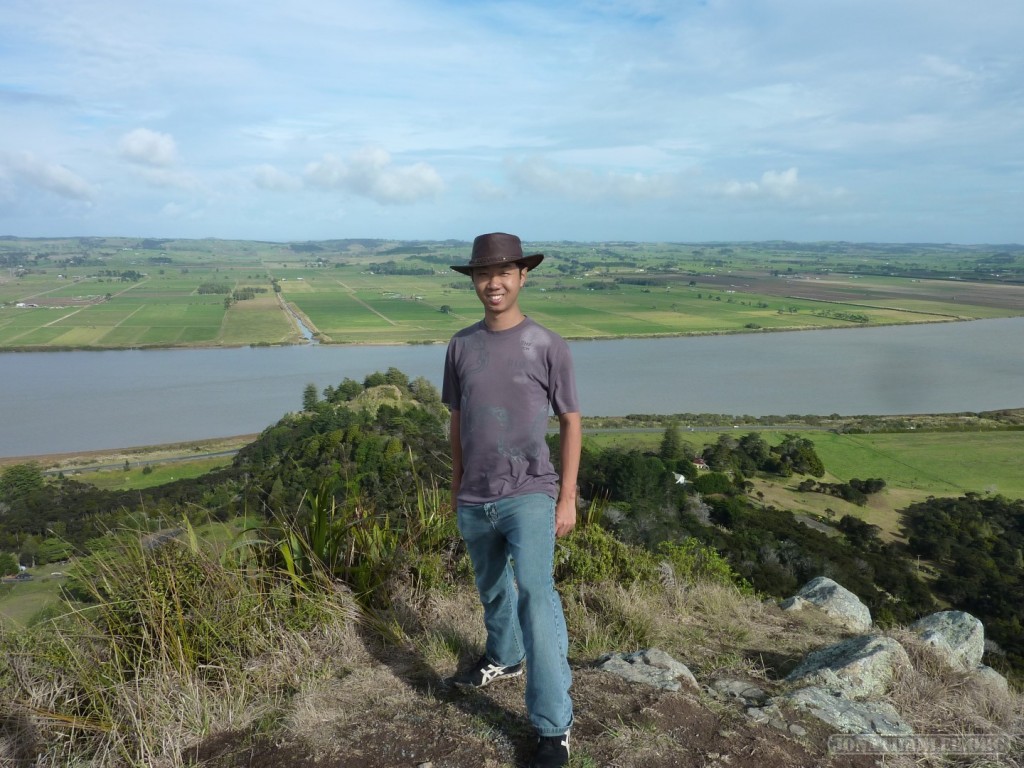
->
[469,178,509,202]
[2,151,94,201]
[719,168,849,208]
[304,148,443,205]
[505,156,681,202]
[137,167,201,190]
[119,128,178,167]
[252,164,300,191]
[722,168,799,200]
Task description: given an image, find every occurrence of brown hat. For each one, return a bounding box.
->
[450,232,544,275]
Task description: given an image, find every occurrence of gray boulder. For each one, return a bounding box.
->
[783,686,913,740]
[710,678,769,705]
[910,611,985,669]
[786,634,911,699]
[780,577,872,632]
[598,648,698,692]
[974,664,1010,694]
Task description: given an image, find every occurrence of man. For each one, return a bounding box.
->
[442,232,581,768]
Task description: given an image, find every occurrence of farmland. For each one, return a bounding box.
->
[581,418,1024,541]
[2,237,1022,350]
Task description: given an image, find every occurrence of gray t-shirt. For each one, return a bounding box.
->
[442,317,580,505]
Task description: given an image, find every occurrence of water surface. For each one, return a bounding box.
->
[3,318,1022,457]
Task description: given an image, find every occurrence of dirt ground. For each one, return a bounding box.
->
[185,665,891,768]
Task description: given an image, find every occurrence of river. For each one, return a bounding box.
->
[2,317,1023,457]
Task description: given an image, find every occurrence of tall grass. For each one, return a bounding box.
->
[0,519,359,766]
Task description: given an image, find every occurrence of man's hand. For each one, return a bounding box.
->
[555,411,581,537]
[555,496,577,537]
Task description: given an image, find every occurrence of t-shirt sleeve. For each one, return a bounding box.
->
[441,339,460,410]
[548,337,580,415]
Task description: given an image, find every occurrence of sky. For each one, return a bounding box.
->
[1,0,1023,244]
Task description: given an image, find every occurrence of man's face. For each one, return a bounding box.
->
[471,262,528,316]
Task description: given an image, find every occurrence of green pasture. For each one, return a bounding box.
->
[221,295,299,345]
[3,238,1022,349]
[586,426,1024,538]
[80,455,235,491]
[784,430,1024,499]
[0,569,65,627]
[279,272,962,344]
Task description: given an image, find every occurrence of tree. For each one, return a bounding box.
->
[0,463,44,502]
[737,432,770,469]
[334,378,363,402]
[659,422,684,463]
[771,435,825,477]
[38,537,73,564]
[302,382,319,412]
[19,535,40,568]
[0,552,18,576]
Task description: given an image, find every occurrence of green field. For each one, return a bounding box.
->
[588,427,1024,499]
[2,238,1022,350]
[78,456,235,491]
[0,568,66,627]
[585,425,1024,539]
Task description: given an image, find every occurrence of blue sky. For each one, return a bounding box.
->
[2,0,1022,243]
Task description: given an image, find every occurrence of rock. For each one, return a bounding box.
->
[783,686,913,740]
[786,634,911,699]
[779,595,810,612]
[910,611,985,669]
[745,705,772,724]
[973,664,1009,693]
[710,678,769,705]
[598,648,698,692]
[782,577,872,632]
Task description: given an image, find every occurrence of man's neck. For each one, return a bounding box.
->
[483,308,526,332]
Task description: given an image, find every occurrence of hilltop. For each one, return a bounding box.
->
[1,372,1022,766]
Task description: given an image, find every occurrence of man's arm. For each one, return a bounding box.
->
[449,410,462,514]
[555,411,581,537]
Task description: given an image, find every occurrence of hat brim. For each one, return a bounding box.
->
[451,253,544,275]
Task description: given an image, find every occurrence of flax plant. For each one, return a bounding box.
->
[240,453,457,603]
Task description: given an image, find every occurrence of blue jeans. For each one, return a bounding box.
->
[457,493,573,737]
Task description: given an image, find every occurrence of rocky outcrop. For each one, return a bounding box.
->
[909,609,1010,692]
[598,648,698,692]
[910,610,984,668]
[782,686,912,740]
[786,634,911,699]
[779,576,872,632]
[597,582,1009,752]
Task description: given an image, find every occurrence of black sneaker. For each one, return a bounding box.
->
[530,731,570,768]
[452,654,524,688]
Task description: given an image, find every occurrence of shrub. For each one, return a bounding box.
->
[691,471,734,495]
[555,523,658,587]
[657,538,753,593]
